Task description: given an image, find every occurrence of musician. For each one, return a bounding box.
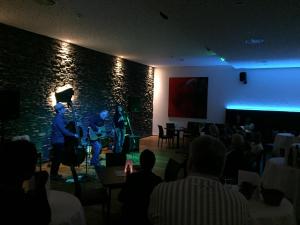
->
[88,109,110,167]
[113,105,127,153]
[50,102,78,180]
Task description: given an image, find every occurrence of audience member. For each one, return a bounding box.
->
[148,135,250,225]
[0,140,51,225]
[248,131,264,173]
[208,123,220,138]
[223,133,247,183]
[118,149,162,225]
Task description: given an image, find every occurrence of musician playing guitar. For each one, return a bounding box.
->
[88,109,110,167]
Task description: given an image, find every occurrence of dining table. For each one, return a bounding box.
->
[262,157,300,223]
[98,166,128,218]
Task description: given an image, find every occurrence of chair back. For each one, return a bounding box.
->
[106,153,126,167]
[166,123,175,137]
[158,125,164,138]
[164,158,182,182]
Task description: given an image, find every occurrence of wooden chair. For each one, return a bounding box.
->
[166,123,176,147]
[164,158,184,182]
[158,125,169,148]
[182,122,200,145]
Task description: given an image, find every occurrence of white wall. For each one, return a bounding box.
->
[152,66,300,135]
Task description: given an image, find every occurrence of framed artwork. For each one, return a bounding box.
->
[168,77,208,118]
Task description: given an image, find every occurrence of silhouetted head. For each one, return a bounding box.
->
[140,149,156,171]
[188,135,226,177]
[231,133,245,149]
[0,140,38,184]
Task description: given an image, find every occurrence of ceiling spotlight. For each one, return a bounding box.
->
[160,11,169,20]
[34,0,56,6]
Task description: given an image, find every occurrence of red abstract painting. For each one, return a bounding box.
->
[168,77,208,118]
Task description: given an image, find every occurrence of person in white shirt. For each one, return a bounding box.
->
[148,135,250,225]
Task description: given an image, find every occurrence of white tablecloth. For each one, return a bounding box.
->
[262,157,300,223]
[273,133,295,156]
[49,190,86,225]
[249,198,296,225]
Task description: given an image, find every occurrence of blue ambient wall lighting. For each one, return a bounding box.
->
[226,105,300,113]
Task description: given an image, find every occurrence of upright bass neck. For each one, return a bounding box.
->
[68,101,83,147]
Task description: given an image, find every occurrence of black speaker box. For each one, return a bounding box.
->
[0,89,20,120]
[239,72,247,84]
[122,135,140,153]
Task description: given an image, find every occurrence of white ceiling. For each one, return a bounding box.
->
[1,0,300,68]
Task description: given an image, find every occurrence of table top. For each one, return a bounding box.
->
[249,198,297,225]
[101,166,127,188]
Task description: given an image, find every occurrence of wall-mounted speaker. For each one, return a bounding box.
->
[239,72,247,84]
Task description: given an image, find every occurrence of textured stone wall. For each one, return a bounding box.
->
[0,23,154,160]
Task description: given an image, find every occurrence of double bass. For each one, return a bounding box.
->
[62,101,86,167]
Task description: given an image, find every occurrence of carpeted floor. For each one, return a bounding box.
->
[44,135,188,225]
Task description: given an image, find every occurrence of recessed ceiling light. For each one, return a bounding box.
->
[34,0,56,6]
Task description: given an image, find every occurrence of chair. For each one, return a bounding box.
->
[164,158,183,182]
[166,123,176,147]
[182,122,200,145]
[158,125,169,148]
[105,152,127,167]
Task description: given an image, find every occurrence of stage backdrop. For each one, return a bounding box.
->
[168,77,208,118]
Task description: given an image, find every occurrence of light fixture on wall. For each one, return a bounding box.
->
[50,84,74,106]
[55,87,74,105]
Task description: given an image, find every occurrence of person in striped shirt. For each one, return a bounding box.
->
[148,135,250,225]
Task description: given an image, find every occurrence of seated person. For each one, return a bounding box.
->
[208,123,220,138]
[222,133,247,183]
[248,131,264,173]
[118,149,162,225]
[0,140,51,225]
[148,135,249,225]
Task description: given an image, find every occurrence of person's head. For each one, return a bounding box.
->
[231,133,245,148]
[208,124,220,138]
[0,140,38,184]
[99,110,109,120]
[252,131,262,144]
[54,102,66,114]
[187,135,226,177]
[115,105,123,114]
[140,149,156,171]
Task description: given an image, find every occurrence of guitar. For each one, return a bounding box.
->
[88,125,107,141]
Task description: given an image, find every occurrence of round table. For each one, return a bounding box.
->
[262,157,300,223]
[273,133,295,156]
[249,198,296,225]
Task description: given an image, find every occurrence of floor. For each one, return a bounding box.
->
[44,135,188,225]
